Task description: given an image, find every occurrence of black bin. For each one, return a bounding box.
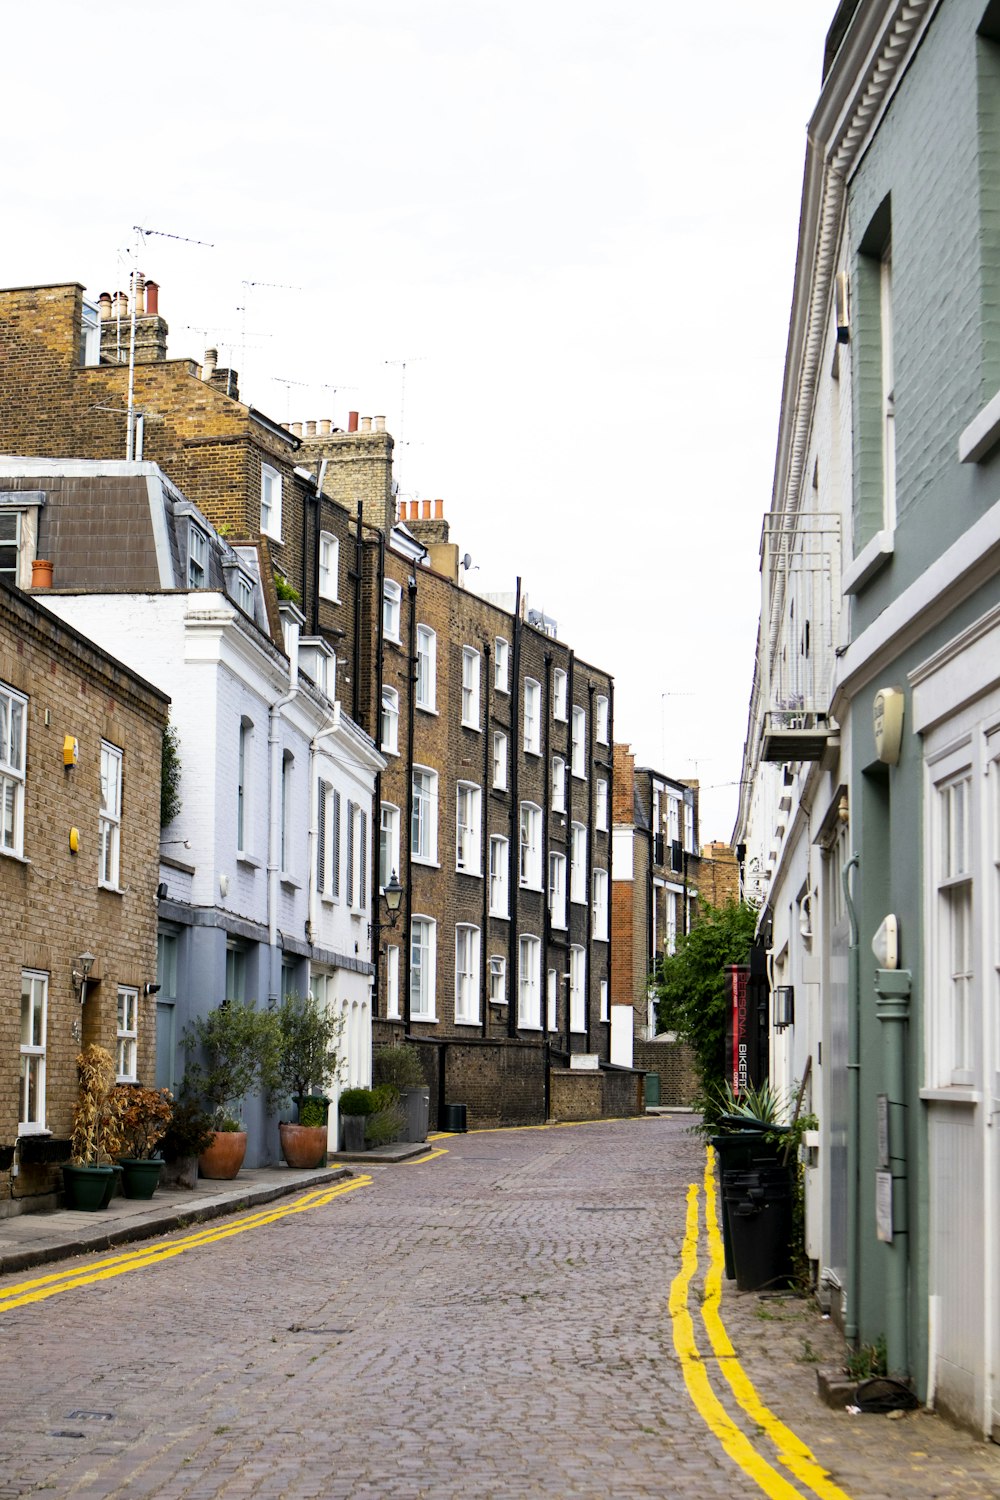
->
[442,1102,468,1133]
[710,1123,790,1281]
[722,1166,795,1292]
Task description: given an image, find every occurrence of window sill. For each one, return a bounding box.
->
[319,594,341,606]
[411,856,440,869]
[919,1087,981,1105]
[455,1019,482,1028]
[461,722,482,733]
[843,528,894,594]
[456,867,483,880]
[489,909,510,921]
[519,881,543,894]
[410,1014,438,1025]
[98,882,125,897]
[0,849,29,865]
[959,386,1000,463]
[416,704,439,717]
[384,634,402,647]
[280,875,302,892]
[320,894,340,908]
[381,747,400,758]
[237,852,262,869]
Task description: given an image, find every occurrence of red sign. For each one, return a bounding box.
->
[729,965,750,1097]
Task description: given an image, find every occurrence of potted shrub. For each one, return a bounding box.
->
[272,993,345,1169]
[181,1001,281,1179]
[365,1084,405,1148]
[158,1098,217,1189]
[373,1043,429,1143]
[108,1084,173,1198]
[338,1087,376,1153]
[63,1046,118,1210]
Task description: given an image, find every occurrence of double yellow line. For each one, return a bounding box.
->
[0,1174,372,1314]
[669,1153,853,1500]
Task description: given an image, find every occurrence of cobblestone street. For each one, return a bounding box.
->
[0,1116,998,1499]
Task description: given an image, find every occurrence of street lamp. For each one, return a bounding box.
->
[382,870,403,929]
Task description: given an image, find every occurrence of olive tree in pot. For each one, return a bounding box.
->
[181,1001,281,1179]
[272,993,345,1169]
[373,1043,429,1143]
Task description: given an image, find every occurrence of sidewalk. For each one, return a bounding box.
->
[0,1139,431,1278]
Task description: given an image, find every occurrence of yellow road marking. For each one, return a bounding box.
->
[700,1156,853,1500]
[669,1183,806,1500]
[404,1148,449,1165]
[0,1176,372,1313]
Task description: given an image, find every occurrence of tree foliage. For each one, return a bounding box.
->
[160,721,182,828]
[653,899,757,1098]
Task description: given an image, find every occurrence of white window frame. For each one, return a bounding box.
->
[319,531,339,601]
[236,572,254,615]
[237,717,253,857]
[570,821,587,903]
[493,730,508,791]
[0,682,27,859]
[455,925,481,1025]
[99,740,123,889]
[549,850,567,930]
[552,755,566,814]
[0,509,22,586]
[596,694,609,744]
[593,867,609,941]
[571,706,586,778]
[519,801,542,889]
[117,985,139,1081]
[412,765,438,865]
[927,739,977,1088]
[385,944,400,1019]
[495,637,509,694]
[188,522,208,588]
[416,625,437,712]
[383,579,401,642]
[547,968,558,1031]
[280,749,294,879]
[19,969,47,1134]
[410,916,437,1020]
[596,777,609,831]
[553,668,568,721]
[519,935,541,1029]
[456,782,482,875]
[523,678,541,755]
[489,954,506,1007]
[379,803,400,892]
[600,977,609,1022]
[381,686,399,756]
[462,647,481,729]
[347,799,368,910]
[261,464,282,540]
[570,945,586,1032]
[489,834,509,917]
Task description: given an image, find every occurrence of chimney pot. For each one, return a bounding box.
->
[306,420,317,437]
[112,291,128,320]
[421,499,431,519]
[348,410,359,433]
[98,292,112,321]
[145,280,159,316]
[360,416,372,433]
[319,418,331,436]
[134,273,145,317]
[290,422,302,437]
[202,348,218,383]
[409,500,419,520]
[434,499,444,519]
[374,414,386,432]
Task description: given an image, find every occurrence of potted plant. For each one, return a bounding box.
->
[181,1000,281,1179]
[158,1098,217,1189]
[373,1043,429,1143]
[63,1046,118,1210]
[272,993,345,1169]
[365,1084,405,1148]
[108,1084,173,1198]
[338,1087,376,1153]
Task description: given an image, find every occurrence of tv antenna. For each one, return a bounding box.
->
[238,280,302,393]
[267,375,356,424]
[384,356,425,450]
[124,225,213,460]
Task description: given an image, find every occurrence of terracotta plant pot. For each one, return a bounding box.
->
[279,1121,328,1170]
[198,1130,247,1180]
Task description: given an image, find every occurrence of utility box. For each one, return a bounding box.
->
[802,1128,821,1263]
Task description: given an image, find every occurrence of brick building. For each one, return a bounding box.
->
[0,277,627,1127]
[0,579,168,1214]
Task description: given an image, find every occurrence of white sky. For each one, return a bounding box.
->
[4,1,834,845]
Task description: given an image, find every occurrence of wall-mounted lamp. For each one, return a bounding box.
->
[774,985,795,1031]
[382,870,404,929]
[143,982,161,997]
[72,951,96,1003]
[156,881,168,903]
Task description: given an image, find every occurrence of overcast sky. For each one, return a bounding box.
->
[4,1,834,843]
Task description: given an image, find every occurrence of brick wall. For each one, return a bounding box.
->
[633,1038,699,1108]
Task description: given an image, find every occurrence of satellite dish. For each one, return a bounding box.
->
[462,553,472,570]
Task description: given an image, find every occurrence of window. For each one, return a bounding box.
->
[489,834,509,916]
[455,925,481,1024]
[317,781,341,899]
[456,783,482,874]
[261,464,282,539]
[495,637,509,693]
[493,731,508,791]
[236,572,254,615]
[347,800,368,909]
[570,946,586,1032]
[237,717,252,855]
[593,867,609,940]
[385,945,400,1019]
[416,625,436,711]
[462,647,481,729]
[0,510,21,584]
[553,669,567,720]
[280,750,294,877]
[117,986,138,1080]
[319,532,339,601]
[665,890,678,956]
[519,802,542,888]
[571,706,586,777]
[381,686,399,755]
[379,803,400,891]
[99,741,122,887]
[571,822,587,903]
[489,954,506,1007]
[0,682,27,858]
[931,760,976,1086]
[596,694,609,744]
[523,679,541,754]
[410,917,437,1019]
[383,579,401,642]
[552,755,566,813]
[519,935,541,1028]
[19,970,46,1133]
[600,977,609,1022]
[856,199,895,549]
[549,851,567,929]
[188,523,208,587]
[596,777,609,831]
[667,792,681,845]
[226,940,248,1002]
[412,766,438,864]
[547,968,558,1030]
[683,795,695,852]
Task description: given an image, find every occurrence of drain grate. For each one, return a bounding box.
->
[288,1324,352,1335]
[49,1430,85,1439]
[65,1411,114,1422]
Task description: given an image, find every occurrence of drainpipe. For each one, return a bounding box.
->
[351,501,364,723]
[309,459,328,635]
[371,531,386,1016]
[842,850,861,1341]
[403,574,418,1032]
[564,652,575,1053]
[268,637,300,1002]
[481,640,492,1039]
[542,651,554,1036]
[507,579,523,1039]
[875,960,912,1380]
[585,678,595,1051]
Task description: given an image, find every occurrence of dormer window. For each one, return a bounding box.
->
[0,492,44,588]
[188,523,208,588]
[235,572,254,615]
[261,465,282,540]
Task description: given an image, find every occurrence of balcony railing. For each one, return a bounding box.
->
[759,512,841,763]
